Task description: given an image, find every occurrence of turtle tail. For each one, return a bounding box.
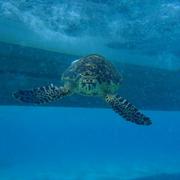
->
[13,84,71,104]
[105,94,152,125]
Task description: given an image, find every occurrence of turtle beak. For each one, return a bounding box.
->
[79,76,98,94]
[81,79,96,90]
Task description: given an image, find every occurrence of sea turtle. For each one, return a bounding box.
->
[13,54,152,125]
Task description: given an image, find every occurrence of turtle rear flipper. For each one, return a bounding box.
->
[105,94,152,125]
[13,84,71,104]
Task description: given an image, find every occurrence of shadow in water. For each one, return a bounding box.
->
[131,173,180,180]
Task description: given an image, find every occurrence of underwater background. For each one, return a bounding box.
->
[0,0,180,179]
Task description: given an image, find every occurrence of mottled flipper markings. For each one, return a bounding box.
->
[13,84,71,104]
[105,94,152,125]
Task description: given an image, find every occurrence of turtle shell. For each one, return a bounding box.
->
[62,54,122,93]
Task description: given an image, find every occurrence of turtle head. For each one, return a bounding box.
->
[78,74,100,95]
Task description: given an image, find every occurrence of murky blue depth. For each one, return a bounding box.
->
[0,0,180,179]
[0,0,180,68]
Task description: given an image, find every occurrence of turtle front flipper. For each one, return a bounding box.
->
[13,84,71,104]
[105,94,152,125]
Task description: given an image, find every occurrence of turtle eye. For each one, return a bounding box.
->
[83,70,93,76]
[91,79,97,83]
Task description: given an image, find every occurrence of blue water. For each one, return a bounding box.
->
[0,0,180,179]
[0,106,180,179]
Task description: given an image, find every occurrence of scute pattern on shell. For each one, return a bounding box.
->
[62,54,122,86]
